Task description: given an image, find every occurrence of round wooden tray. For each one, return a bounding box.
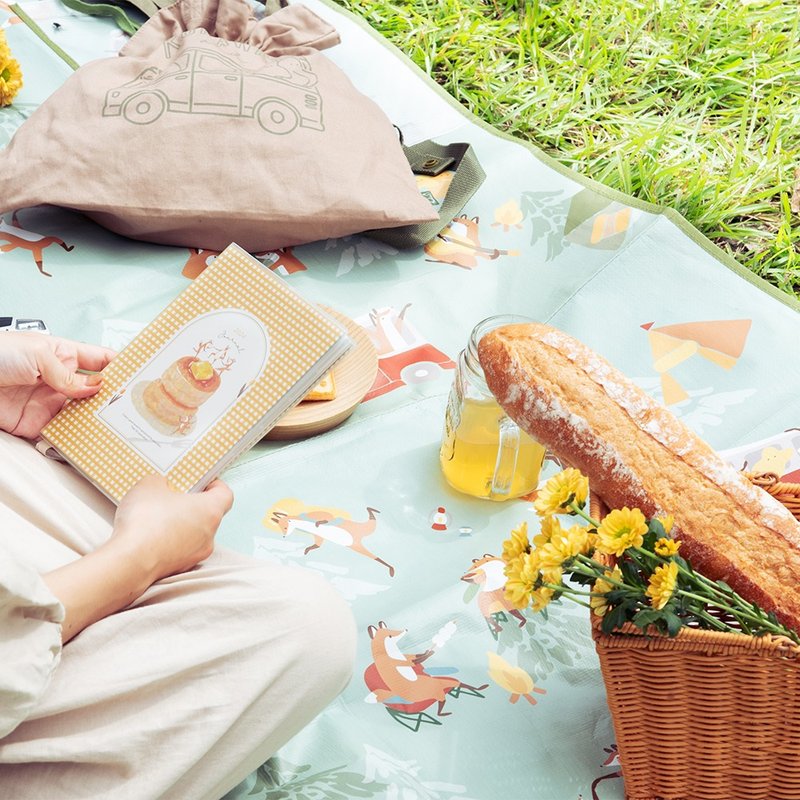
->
[266,307,378,441]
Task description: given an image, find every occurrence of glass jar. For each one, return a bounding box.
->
[439,315,546,501]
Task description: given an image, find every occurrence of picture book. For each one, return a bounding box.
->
[40,243,351,503]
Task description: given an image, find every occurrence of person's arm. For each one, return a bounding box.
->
[44,475,234,643]
[0,333,234,642]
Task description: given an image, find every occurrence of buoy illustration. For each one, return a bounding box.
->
[430,507,450,531]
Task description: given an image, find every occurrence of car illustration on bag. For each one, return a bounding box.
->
[103,49,324,134]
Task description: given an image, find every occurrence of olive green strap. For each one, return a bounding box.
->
[57,0,149,35]
[365,140,486,250]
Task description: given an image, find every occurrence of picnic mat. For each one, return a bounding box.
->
[3,2,800,798]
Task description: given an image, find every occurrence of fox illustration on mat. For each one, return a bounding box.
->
[424,215,518,269]
[364,621,488,718]
[0,211,74,277]
[268,503,395,576]
[462,554,527,634]
[182,246,307,279]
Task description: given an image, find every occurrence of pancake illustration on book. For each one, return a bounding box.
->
[132,342,235,437]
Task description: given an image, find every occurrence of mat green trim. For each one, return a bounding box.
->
[320,0,800,314]
[13,0,800,314]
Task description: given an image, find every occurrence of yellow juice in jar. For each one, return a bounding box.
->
[440,397,545,500]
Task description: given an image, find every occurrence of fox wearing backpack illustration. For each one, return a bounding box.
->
[424,215,518,269]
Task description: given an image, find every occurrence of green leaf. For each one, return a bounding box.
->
[663,610,683,637]
[620,559,642,587]
[642,529,658,552]
[632,609,661,630]
[647,518,666,540]
[602,604,629,633]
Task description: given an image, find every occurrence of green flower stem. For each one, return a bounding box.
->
[541,582,591,608]
[691,608,735,634]
[631,545,777,619]
[568,503,600,528]
[675,588,797,642]
[573,554,633,587]
[557,502,800,643]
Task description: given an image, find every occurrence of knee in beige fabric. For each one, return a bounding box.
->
[264,564,357,702]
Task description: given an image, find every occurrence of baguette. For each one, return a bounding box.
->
[478,321,800,632]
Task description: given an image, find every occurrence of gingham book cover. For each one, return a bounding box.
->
[41,243,350,504]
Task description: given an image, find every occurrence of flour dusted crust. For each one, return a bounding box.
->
[478,322,800,632]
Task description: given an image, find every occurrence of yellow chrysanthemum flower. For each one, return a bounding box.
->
[568,524,591,556]
[539,564,563,588]
[656,514,674,534]
[590,566,622,618]
[504,551,539,609]
[0,54,23,108]
[502,521,530,564]
[646,561,679,610]
[533,468,589,516]
[596,507,648,557]
[533,514,560,548]
[654,537,681,558]
[530,586,554,612]
[0,31,10,63]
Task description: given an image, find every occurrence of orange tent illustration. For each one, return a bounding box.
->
[641,319,752,405]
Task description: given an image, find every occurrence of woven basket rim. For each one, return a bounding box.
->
[590,609,800,658]
[588,482,800,659]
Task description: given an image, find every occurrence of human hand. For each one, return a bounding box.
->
[0,332,115,438]
[112,475,234,586]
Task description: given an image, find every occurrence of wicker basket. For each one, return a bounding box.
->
[589,476,800,800]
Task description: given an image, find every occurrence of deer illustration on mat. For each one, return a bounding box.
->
[271,506,395,576]
[0,211,74,277]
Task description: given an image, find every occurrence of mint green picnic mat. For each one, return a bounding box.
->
[2,2,800,798]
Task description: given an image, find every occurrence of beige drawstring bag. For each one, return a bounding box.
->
[0,0,437,251]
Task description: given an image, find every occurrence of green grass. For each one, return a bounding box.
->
[332,0,800,298]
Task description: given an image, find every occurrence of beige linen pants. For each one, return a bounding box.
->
[0,431,357,800]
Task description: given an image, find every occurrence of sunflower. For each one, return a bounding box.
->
[533,468,589,516]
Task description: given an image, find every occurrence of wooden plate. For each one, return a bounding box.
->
[266,307,378,441]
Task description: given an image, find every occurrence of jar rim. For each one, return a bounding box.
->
[467,313,536,362]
